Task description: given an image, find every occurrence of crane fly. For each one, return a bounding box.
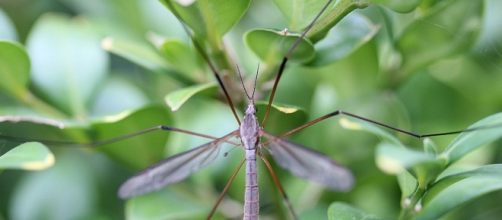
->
[2,0,502,219]
[118,1,354,219]
[116,0,502,219]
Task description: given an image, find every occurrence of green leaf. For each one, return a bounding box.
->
[165,83,217,111]
[160,0,251,39]
[0,9,17,40]
[397,0,483,74]
[423,164,502,206]
[10,151,98,220]
[272,0,333,31]
[125,186,211,220]
[328,202,384,220]
[397,171,418,200]
[159,39,202,78]
[91,106,172,169]
[338,117,402,146]
[415,170,502,220]
[27,14,108,117]
[441,113,502,165]
[255,101,303,114]
[102,37,169,72]
[376,143,434,174]
[245,29,315,64]
[273,0,369,43]
[0,142,54,171]
[370,0,422,13]
[0,41,30,99]
[311,12,379,66]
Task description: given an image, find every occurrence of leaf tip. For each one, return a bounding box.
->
[21,152,55,170]
[101,37,114,51]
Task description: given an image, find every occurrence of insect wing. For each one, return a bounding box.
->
[119,137,230,199]
[263,133,354,191]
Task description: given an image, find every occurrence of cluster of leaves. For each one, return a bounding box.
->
[1,0,502,219]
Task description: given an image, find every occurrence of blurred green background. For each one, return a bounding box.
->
[1,0,502,219]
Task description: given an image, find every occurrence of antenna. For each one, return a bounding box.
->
[251,64,259,100]
[236,65,252,100]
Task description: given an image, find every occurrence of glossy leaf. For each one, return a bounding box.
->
[397,0,483,74]
[27,14,108,117]
[273,0,368,43]
[159,39,202,77]
[0,9,17,40]
[91,106,171,169]
[10,151,97,220]
[311,12,379,66]
[327,202,383,220]
[376,143,435,174]
[0,41,30,98]
[272,0,333,31]
[165,82,217,111]
[160,0,250,38]
[245,29,315,63]
[415,172,502,220]
[255,101,303,114]
[0,142,54,171]
[441,113,502,164]
[102,37,169,72]
[338,118,402,146]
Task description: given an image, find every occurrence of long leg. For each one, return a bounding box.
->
[262,0,334,127]
[259,153,298,220]
[207,158,246,220]
[265,110,502,144]
[164,0,241,125]
[0,125,239,148]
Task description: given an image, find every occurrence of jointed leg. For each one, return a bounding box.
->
[207,159,246,220]
[259,152,298,220]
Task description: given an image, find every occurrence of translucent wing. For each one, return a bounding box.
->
[262,133,354,191]
[119,133,236,198]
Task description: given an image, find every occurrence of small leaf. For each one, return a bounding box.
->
[397,171,418,200]
[327,202,384,220]
[339,118,402,146]
[397,0,483,74]
[161,0,251,38]
[0,9,17,40]
[255,101,303,114]
[125,186,211,220]
[245,29,315,63]
[27,14,108,117]
[0,41,30,99]
[423,138,438,155]
[376,143,444,188]
[311,12,379,66]
[422,164,502,206]
[376,143,434,174]
[272,0,332,31]
[159,39,202,77]
[441,113,502,165]
[415,175,502,220]
[91,106,172,169]
[165,83,217,111]
[102,37,169,72]
[9,151,97,220]
[0,142,54,170]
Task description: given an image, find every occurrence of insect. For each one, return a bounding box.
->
[118,1,354,219]
[1,0,501,219]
